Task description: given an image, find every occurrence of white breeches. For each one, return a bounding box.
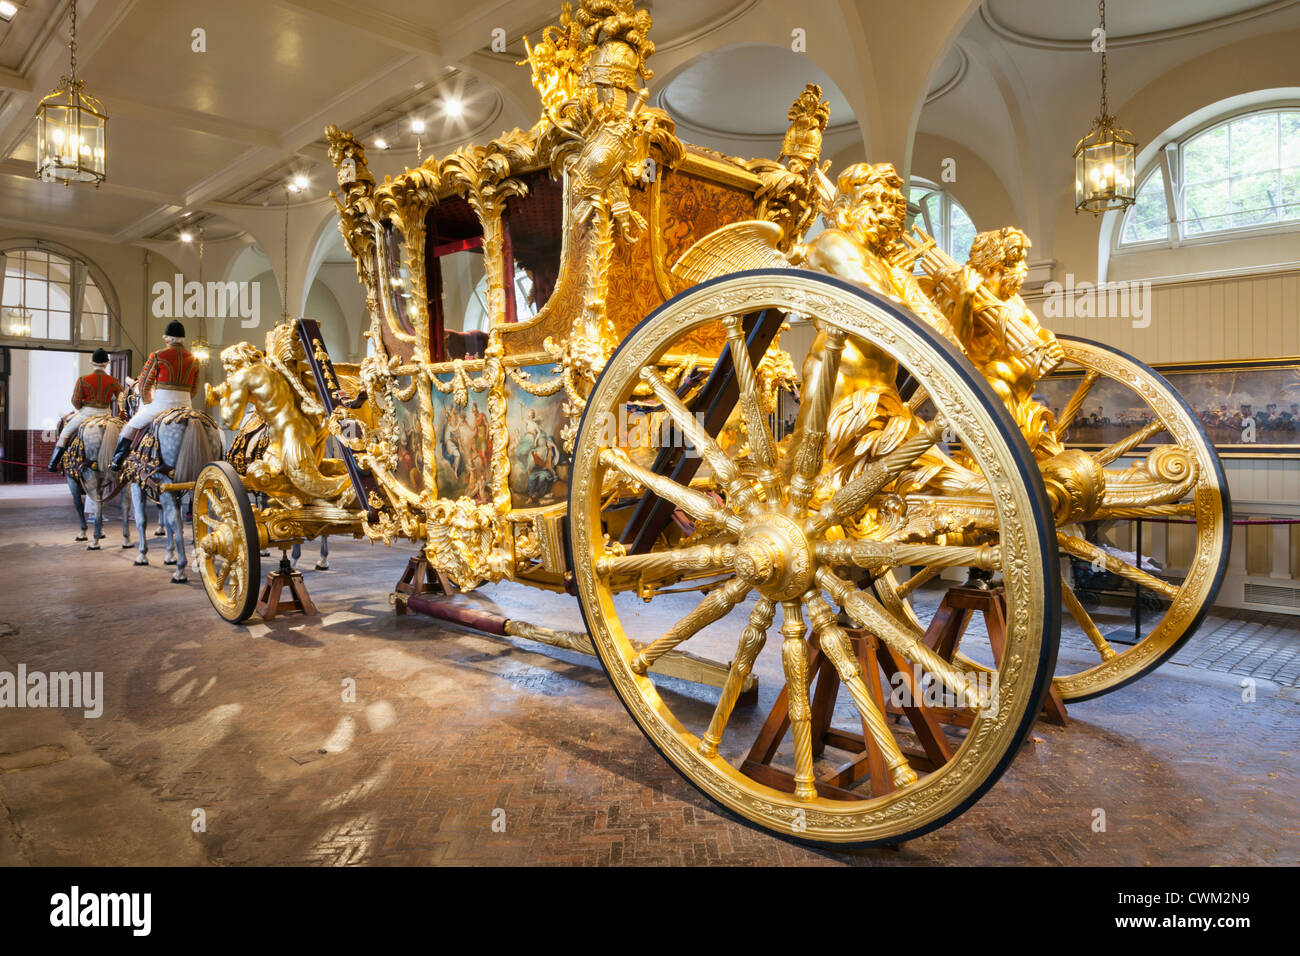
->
[124,389,192,434]
[57,406,109,445]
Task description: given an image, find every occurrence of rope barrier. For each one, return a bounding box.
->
[1135,515,1300,526]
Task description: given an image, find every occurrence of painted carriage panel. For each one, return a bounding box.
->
[428,374,493,504]
[392,387,425,494]
[504,362,570,507]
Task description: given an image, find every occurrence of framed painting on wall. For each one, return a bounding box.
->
[1035,356,1300,458]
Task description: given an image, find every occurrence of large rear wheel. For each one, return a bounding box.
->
[568,270,1060,845]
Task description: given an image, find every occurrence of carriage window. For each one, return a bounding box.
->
[426,195,487,360]
[381,221,417,336]
[439,246,487,333]
[505,171,564,321]
[1,247,112,345]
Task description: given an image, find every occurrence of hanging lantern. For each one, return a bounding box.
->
[4,307,32,337]
[35,0,107,186]
[1073,0,1136,215]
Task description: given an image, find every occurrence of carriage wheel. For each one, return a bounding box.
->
[193,461,261,623]
[1045,338,1230,699]
[1033,338,1229,700]
[568,270,1060,846]
[878,337,1231,701]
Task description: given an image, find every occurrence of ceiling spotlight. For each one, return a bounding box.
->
[410,117,425,135]
[443,97,463,118]
[179,230,193,243]
[289,172,309,193]
[374,136,388,150]
[0,1,18,24]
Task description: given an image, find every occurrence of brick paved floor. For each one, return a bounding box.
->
[0,485,1295,865]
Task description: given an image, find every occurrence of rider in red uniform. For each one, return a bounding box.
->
[48,348,122,472]
[110,320,201,471]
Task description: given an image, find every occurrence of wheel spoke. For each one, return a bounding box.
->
[817,539,999,572]
[721,315,780,503]
[1053,369,1099,437]
[778,600,818,800]
[805,591,916,787]
[786,327,846,513]
[817,568,990,709]
[699,597,775,757]
[600,447,743,534]
[198,513,226,532]
[895,565,941,599]
[639,367,760,514]
[598,542,736,579]
[1093,420,1165,466]
[1060,577,1118,661]
[1094,501,1196,520]
[1056,533,1179,599]
[631,577,751,673]
[806,419,944,536]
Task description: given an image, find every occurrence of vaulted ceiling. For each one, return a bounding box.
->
[0,0,564,244]
[1,0,1298,271]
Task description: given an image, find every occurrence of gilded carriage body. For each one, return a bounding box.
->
[191,0,1229,846]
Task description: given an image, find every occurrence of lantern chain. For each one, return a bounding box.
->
[1097,0,1108,121]
[69,0,78,81]
[283,186,291,320]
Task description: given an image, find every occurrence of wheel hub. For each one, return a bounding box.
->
[734,512,815,601]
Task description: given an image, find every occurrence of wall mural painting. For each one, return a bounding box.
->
[1036,358,1300,457]
[505,363,569,507]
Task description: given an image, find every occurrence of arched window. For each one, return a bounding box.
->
[909,179,977,261]
[1119,108,1300,246]
[0,245,115,346]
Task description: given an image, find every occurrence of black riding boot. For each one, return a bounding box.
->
[47,445,66,473]
[110,437,133,471]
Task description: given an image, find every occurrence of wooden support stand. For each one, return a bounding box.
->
[908,586,1067,727]
[742,629,956,802]
[393,549,459,614]
[394,549,432,597]
[256,555,318,621]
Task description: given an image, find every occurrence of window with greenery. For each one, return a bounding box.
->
[1120,108,1300,246]
[909,180,977,262]
[1,247,112,344]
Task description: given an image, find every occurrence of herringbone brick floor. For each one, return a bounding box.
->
[0,486,1295,865]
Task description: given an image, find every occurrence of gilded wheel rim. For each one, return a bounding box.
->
[1039,338,1229,700]
[569,271,1059,845]
[877,338,1230,701]
[194,462,260,623]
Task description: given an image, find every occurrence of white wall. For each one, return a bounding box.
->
[9,348,91,431]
